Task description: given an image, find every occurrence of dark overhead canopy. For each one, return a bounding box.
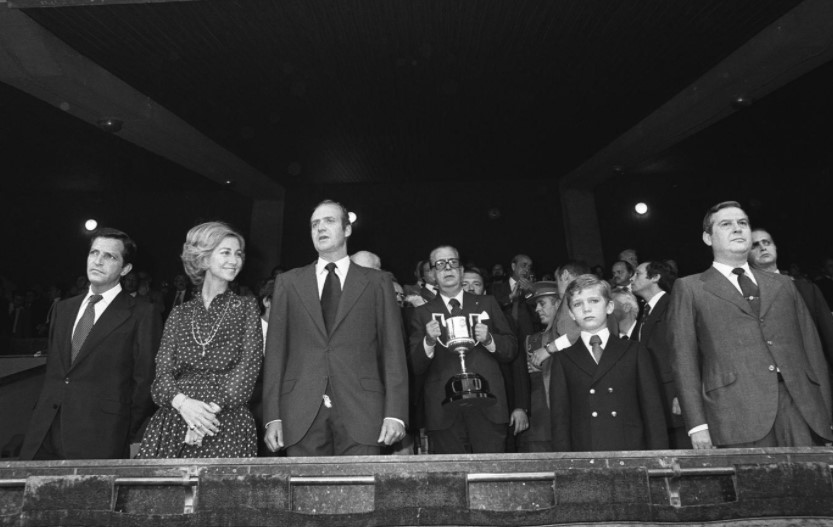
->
[19,0,804,187]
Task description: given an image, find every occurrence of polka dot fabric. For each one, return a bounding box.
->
[137,290,263,458]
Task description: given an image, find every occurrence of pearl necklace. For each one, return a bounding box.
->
[191,294,232,357]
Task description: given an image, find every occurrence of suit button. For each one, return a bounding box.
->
[591,412,598,417]
[589,389,595,394]
[608,387,614,393]
[64,378,70,384]
[768,365,776,372]
[611,411,617,417]
[760,318,765,323]
[766,341,773,346]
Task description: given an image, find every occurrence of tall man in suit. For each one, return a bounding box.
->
[263,200,408,456]
[409,245,517,453]
[20,228,161,460]
[668,201,833,448]
[631,260,690,449]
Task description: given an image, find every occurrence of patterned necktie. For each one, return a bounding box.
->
[637,303,651,341]
[321,262,342,333]
[71,294,103,362]
[732,268,760,316]
[589,334,603,364]
[448,298,463,317]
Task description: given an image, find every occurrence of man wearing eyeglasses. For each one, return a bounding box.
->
[408,245,517,453]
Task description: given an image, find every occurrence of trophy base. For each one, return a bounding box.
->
[442,373,497,408]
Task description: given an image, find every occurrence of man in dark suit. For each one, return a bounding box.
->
[668,201,833,449]
[549,274,667,452]
[409,245,517,454]
[263,200,408,456]
[749,228,833,369]
[20,228,161,460]
[631,260,690,449]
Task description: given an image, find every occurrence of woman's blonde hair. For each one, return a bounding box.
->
[181,221,245,285]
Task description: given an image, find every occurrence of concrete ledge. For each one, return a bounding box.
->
[2,449,833,525]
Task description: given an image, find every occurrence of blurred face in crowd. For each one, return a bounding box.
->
[87,237,132,294]
[556,271,576,297]
[568,285,613,333]
[311,203,351,258]
[392,281,406,307]
[431,246,462,295]
[535,295,559,326]
[631,263,653,296]
[703,206,751,263]
[462,272,485,295]
[749,230,778,270]
[492,264,505,278]
[512,255,532,280]
[611,262,632,287]
[421,261,436,286]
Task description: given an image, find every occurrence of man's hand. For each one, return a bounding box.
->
[264,421,284,452]
[690,429,713,449]
[377,418,406,446]
[671,397,682,416]
[425,319,441,346]
[405,294,426,307]
[474,323,491,345]
[509,409,529,436]
[530,347,551,369]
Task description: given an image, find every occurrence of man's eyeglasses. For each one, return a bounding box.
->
[432,258,461,270]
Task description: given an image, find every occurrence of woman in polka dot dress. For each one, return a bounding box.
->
[137,222,263,458]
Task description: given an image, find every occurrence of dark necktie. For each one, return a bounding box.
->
[448,298,463,317]
[732,268,760,315]
[321,262,342,333]
[589,334,603,364]
[636,304,651,341]
[71,294,103,362]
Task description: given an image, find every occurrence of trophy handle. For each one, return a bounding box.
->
[432,313,448,347]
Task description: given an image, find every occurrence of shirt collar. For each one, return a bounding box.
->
[84,283,122,307]
[440,290,465,310]
[580,327,610,349]
[712,260,755,282]
[317,255,351,276]
[646,290,666,311]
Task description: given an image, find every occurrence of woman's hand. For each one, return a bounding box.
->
[178,397,221,436]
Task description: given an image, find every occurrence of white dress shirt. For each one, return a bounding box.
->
[580,327,611,363]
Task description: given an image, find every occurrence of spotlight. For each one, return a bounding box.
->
[97,118,123,133]
[85,219,98,231]
[348,212,358,224]
[634,203,648,215]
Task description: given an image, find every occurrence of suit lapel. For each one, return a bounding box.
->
[641,293,668,341]
[58,295,85,372]
[754,269,781,318]
[592,335,627,383]
[70,292,132,370]
[701,266,753,316]
[330,264,370,335]
[293,263,327,338]
[564,341,598,378]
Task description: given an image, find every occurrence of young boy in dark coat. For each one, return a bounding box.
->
[549,275,667,452]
